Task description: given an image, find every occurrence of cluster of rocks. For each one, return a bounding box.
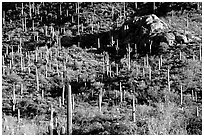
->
[121,14,192,54]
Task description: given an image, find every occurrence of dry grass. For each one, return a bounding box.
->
[2,115,48,135]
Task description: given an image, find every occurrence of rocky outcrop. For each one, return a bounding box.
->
[60,14,194,56]
[121,14,190,54]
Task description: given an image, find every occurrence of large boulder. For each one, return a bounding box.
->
[133,14,169,36]
[121,14,191,54]
[131,14,170,54]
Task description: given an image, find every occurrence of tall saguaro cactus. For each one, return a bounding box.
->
[167,68,170,92]
[62,84,65,105]
[132,94,136,122]
[3,10,5,25]
[196,107,199,117]
[99,88,102,112]
[116,64,119,76]
[97,38,100,49]
[20,83,23,97]
[18,109,20,123]
[180,85,183,105]
[49,104,54,135]
[191,90,194,101]
[13,84,16,112]
[21,3,24,15]
[123,2,126,19]
[135,2,137,9]
[119,82,122,102]
[127,44,132,71]
[36,66,39,92]
[149,67,151,80]
[153,2,156,13]
[11,45,14,65]
[160,55,163,67]
[158,58,161,70]
[67,84,72,135]
[199,44,202,61]
[149,40,153,54]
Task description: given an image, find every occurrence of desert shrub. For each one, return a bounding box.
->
[186,117,202,135]
[147,102,188,135]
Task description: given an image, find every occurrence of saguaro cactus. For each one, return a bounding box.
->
[11,45,14,64]
[20,83,23,97]
[180,85,183,105]
[149,66,151,80]
[29,2,32,18]
[32,20,35,31]
[6,45,8,55]
[36,66,39,92]
[35,49,38,62]
[49,104,54,135]
[116,64,119,76]
[45,63,48,78]
[13,84,16,112]
[3,10,5,25]
[142,67,145,77]
[146,54,149,67]
[66,9,69,17]
[62,85,65,105]
[42,89,44,99]
[196,106,199,117]
[123,2,126,18]
[186,13,188,30]
[120,82,122,103]
[21,3,24,15]
[153,2,156,13]
[97,38,100,49]
[167,68,170,92]
[67,84,72,135]
[132,94,136,122]
[179,50,182,60]
[160,55,163,67]
[191,90,194,101]
[106,54,109,76]
[82,23,84,32]
[99,88,102,112]
[97,22,100,32]
[144,56,146,67]
[127,44,132,71]
[32,2,35,13]
[72,94,75,110]
[135,2,137,9]
[18,109,20,123]
[59,3,62,15]
[24,17,27,31]
[195,91,197,102]
[59,97,62,108]
[20,49,23,71]
[149,40,153,54]
[2,55,4,66]
[109,63,112,77]
[102,54,105,74]
[116,39,119,53]
[199,44,202,61]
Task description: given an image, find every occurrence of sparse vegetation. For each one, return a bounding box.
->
[2,2,202,135]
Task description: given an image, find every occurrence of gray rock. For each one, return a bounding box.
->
[128,14,171,53]
[164,32,175,46]
[174,32,188,44]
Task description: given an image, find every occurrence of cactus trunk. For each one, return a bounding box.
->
[132,94,136,122]
[67,84,72,135]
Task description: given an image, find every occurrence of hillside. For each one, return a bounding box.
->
[2,2,202,135]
